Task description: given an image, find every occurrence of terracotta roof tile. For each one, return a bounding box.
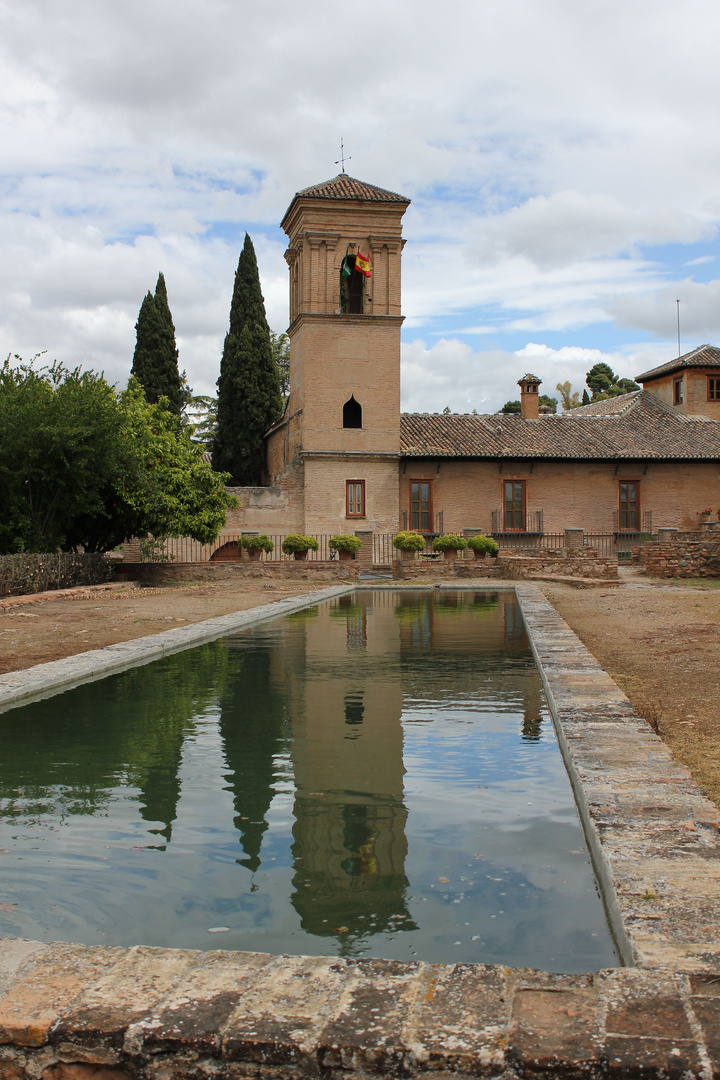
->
[635,344,720,382]
[292,174,410,204]
[400,391,720,461]
[569,391,641,416]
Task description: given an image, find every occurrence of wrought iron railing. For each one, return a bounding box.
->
[400,510,444,534]
[613,510,653,534]
[495,530,561,551]
[491,509,544,535]
[141,533,336,563]
[373,533,401,564]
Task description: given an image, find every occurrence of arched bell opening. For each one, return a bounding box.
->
[343,396,362,429]
[340,255,364,314]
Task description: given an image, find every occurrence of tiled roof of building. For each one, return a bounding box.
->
[569,391,642,416]
[292,174,410,204]
[400,391,720,460]
[635,344,720,382]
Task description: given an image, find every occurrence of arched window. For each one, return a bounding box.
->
[343,396,362,429]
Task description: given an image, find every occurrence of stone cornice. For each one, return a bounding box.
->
[300,450,401,461]
[288,312,404,335]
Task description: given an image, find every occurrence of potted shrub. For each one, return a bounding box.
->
[467,534,499,559]
[392,530,427,561]
[240,534,274,561]
[281,534,319,561]
[329,534,363,561]
[432,534,467,560]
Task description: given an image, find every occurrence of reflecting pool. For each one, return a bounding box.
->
[0,590,618,971]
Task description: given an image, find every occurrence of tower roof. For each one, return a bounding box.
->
[281,174,410,229]
[294,174,410,203]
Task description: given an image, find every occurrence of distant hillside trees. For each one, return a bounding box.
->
[554,366,640,412]
[214,235,283,485]
[131,272,183,416]
[0,356,235,554]
[500,395,557,414]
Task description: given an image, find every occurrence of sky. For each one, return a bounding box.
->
[2,0,720,414]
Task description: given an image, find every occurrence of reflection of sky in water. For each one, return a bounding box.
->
[0,591,618,971]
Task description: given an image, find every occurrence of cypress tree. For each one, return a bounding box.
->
[131,273,182,415]
[214,234,282,484]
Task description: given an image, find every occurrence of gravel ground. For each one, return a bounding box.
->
[0,579,330,675]
[541,568,720,808]
[2,569,719,809]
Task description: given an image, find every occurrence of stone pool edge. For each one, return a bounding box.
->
[511,583,720,974]
[1,581,720,1078]
[0,584,355,713]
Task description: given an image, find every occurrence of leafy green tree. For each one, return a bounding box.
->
[555,381,582,411]
[0,358,236,554]
[500,400,521,413]
[270,330,290,400]
[131,273,183,416]
[585,362,616,396]
[74,379,236,551]
[214,235,282,484]
[539,394,558,414]
[585,363,639,402]
[0,356,123,553]
[186,394,218,450]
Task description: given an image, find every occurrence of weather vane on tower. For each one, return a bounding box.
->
[335,138,351,174]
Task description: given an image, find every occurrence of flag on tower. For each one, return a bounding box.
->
[355,250,371,277]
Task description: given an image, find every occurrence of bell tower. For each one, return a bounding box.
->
[268,174,410,534]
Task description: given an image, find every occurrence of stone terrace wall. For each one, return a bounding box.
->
[504,548,618,580]
[113,561,361,584]
[395,550,618,582]
[641,536,720,578]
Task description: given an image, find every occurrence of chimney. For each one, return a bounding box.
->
[518,373,542,420]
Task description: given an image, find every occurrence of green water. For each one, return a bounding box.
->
[0,590,618,971]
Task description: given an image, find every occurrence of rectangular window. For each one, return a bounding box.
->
[708,377,720,401]
[673,377,684,405]
[619,482,639,531]
[503,480,526,531]
[410,481,432,531]
[346,480,365,518]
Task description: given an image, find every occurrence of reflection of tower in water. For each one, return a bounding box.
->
[289,594,416,944]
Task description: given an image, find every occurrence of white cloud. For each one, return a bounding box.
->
[609,279,720,343]
[401,339,664,415]
[469,193,711,271]
[2,0,720,394]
